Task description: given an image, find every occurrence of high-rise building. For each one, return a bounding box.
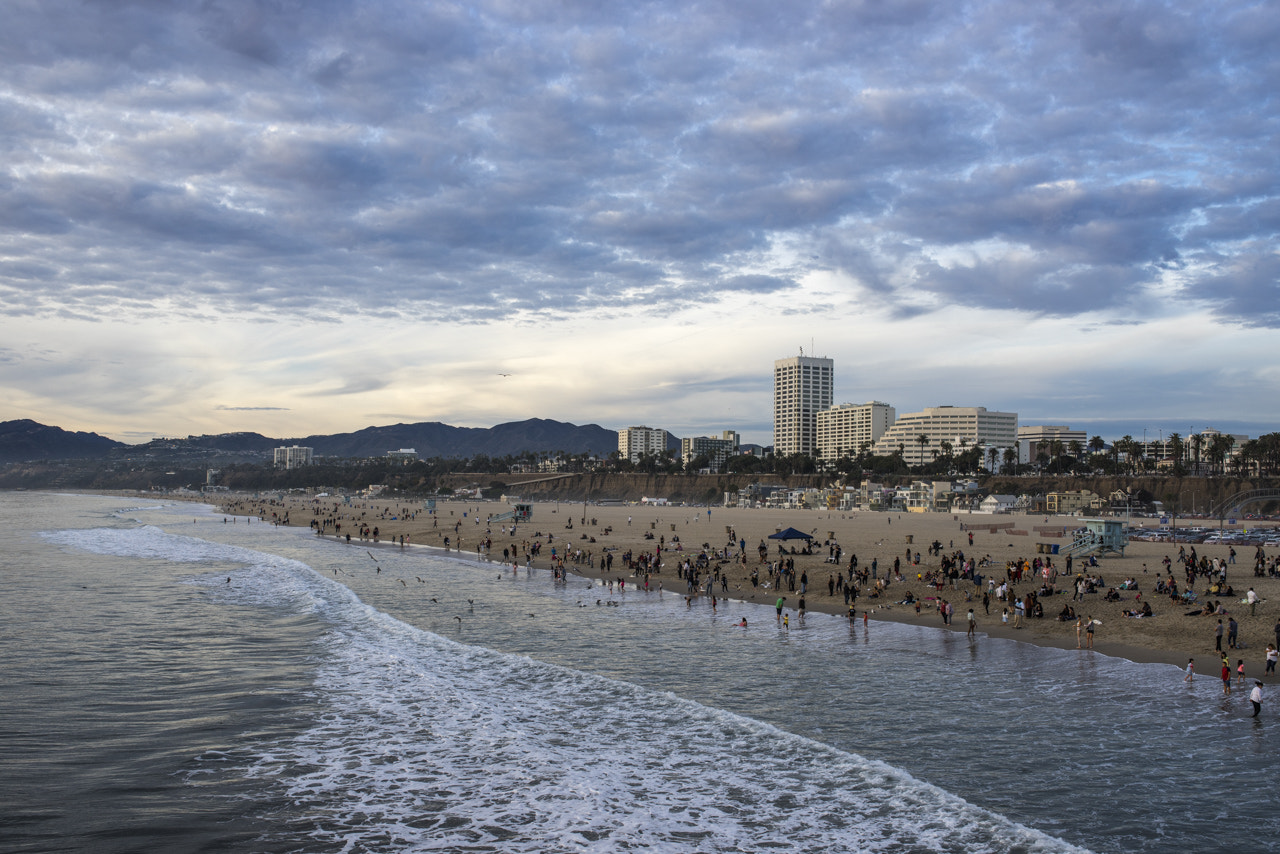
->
[680,430,741,471]
[870,406,1017,467]
[773,354,834,456]
[618,426,669,462]
[273,445,314,469]
[816,402,896,462]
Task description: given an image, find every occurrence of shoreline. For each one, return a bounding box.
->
[114,490,1280,675]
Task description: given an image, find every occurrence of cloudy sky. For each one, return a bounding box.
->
[3,0,1277,445]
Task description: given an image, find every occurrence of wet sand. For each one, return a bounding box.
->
[216,494,1280,674]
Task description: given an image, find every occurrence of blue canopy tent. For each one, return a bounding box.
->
[768,527,813,540]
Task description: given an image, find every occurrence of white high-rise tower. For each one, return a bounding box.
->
[773,353,834,456]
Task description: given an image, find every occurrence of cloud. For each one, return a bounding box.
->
[1,0,1277,442]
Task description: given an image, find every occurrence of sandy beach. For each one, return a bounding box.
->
[215,493,1280,674]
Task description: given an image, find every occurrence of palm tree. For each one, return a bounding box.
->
[916,433,929,469]
[987,446,999,473]
[1049,439,1065,473]
[1119,435,1136,474]
[1190,433,1203,474]
[1002,447,1018,475]
[1166,432,1184,475]
[1088,435,1105,455]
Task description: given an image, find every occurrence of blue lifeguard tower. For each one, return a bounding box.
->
[1067,519,1128,558]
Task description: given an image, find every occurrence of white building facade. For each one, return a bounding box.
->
[773,354,834,457]
[1017,425,1087,464]
[681,430,740,471]
[273,445,314,469]
[871,406,1018,467]
[618,426,669,462]
[816,401,896,463]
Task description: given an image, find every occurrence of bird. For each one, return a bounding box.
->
[398,579,406,586]
[454,615,462,623]
[430,598,438,603]
[416,576,424,583]
[497,372,512,377]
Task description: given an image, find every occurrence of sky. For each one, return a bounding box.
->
[2,0,1278,446]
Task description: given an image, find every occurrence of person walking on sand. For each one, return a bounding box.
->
[1250,681,1263,718]
[1075,615,1083,648]
[1216,619,1224,652]
[1085,616,1095,649]
[966,608,976,639]
[1237,659,1246,686]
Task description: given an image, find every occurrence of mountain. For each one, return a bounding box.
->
[289,418,619,459]
[0,418,622,465]
[0,419,127,464]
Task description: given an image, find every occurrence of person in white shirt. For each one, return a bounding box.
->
[1250,681,1263,718]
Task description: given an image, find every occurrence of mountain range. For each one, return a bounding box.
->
[0,418,632,465]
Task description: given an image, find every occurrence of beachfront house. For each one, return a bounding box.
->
[979,494,1018,514]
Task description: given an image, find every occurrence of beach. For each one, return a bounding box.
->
[215,493,1280,673]
[13,490,1280,853]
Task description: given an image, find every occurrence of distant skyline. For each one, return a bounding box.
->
[3,1,1278,446]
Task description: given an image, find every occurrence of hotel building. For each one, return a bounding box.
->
[773,354,834,456]
[871,406,1018,467]
[816,402,896,463]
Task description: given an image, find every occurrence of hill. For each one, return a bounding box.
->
[0,419,127,465]
[291,418,619,459]
[0,418,621,465]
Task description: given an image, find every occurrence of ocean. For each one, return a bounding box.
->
[2,492,1275,853]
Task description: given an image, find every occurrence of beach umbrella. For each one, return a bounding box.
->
[768,527,814,541]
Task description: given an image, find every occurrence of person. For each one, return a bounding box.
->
[1247,587,1258,616]
[1216,619,1224,652]
[782,613,789,630]
[1075,615,1083,648]
[967,608,976,639]
[1250,681,1263,718]
[1185,658,1194,683]
[1085,616,1095,649]
[737,617,748,627]
[1222,658,1232,696]
[1237,659,1246,686]
[776,596,785,621]
[1228,617,1239,650]
[1267,644,1278,675]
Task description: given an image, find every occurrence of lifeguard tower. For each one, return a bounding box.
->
[489,503,532,524]
[1066,519,1128,558]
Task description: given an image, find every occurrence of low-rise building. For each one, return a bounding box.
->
[979,494,1019,514]
[1047,490,1101,514]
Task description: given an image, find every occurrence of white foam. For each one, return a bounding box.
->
[42,522,1091,853]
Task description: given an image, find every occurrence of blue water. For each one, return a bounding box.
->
[2,493,1276,853]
